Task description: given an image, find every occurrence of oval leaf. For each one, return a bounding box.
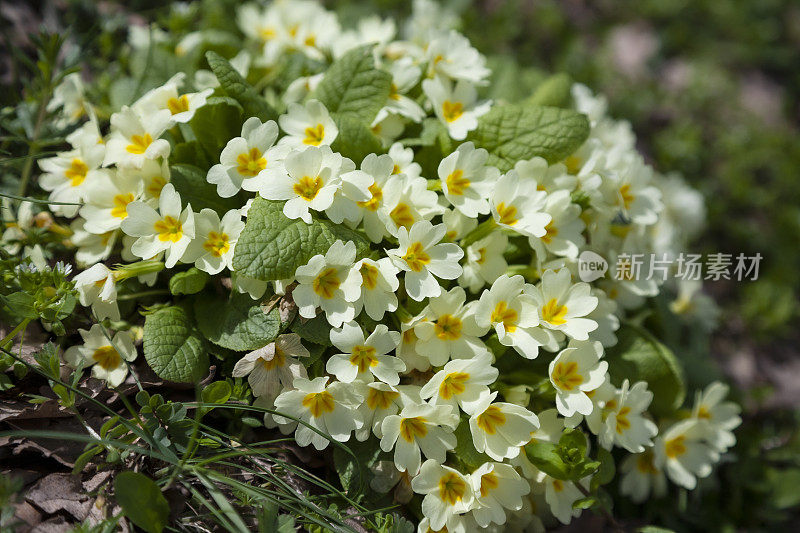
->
[143,306,208,383]
[195,292,281,351]
[114,472,169,533]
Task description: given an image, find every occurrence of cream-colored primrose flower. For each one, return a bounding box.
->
[380,402,458,475]
[425,30,490,84]
[388,141,422,179]
[542,475,585,525]
[599,380,658,453]
[104,105,172,168]
[530,189,585,259]
[438,142,499,217]
[549,340,608,417]
[70,220,118,267]
[120,183,194,268]
[292,239,361,327]
[181,208,244,274]
[278,99,338,149]
[370,460,413,504]
[79,169,143,234]
[489,170,551,238]
[468,390,540,461]
[422,76,490,140]
[273,376,364,450]
[325,153,382,226]
[379,173,444,238]
[619,448,667,503]
[458,231,507,293]
[600,153,663,225]
[411,460,476,531]
[326,321,404,385]
[420,353,497,414]
[413,287,490,366]
[469,462,529,528]
[232,333,309,399]
[397,317,430,372]
[38,136,105,217]
[655,419,719,490]
[72,263,120,321]
[350,257,400,321]
[260,145,351,224]
[691,381,741,453]
[356,382,404,441]
[47,72,88,127]
[475,274,556,360]
[387,220,464,301]
[375,57,425,123]
[527,268,598,341]
[442,207,477,242]
[206,117,288,198]
[118,158,170,206]
[133,72,213,123]
[64,324,136,387]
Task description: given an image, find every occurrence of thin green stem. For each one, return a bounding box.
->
[1,318,31,348]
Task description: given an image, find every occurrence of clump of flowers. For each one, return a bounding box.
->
[4,0,740,530]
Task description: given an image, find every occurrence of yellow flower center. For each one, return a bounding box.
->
[479,472,499,498]
[360,263,380,290]
[564,155,582,175]
[302,390,336,418]
[312,267,340,299]
[442,100,463,123]
[357,183,383,211]
[236,147,267,177]
[154,215,183,242]
[541,221,558,244]
[665,435,687,458]
[92,345,121,371]
[619,184,635,210]
[434,314,462,341]
[293,175,324,201]
[390,202,415,229]
[111,193,135,219]
[438,472,468,506]
[541,298,568,325]
[445,169,470,195]
[551,361,583,392]
[303,123,325,146]
[349,345,379,373]
[65,158,89,186]
[697,406,711,419]
[261,347,286,370]
[203,231,230,257]
[259,26,276,41]
[490,301,518,333]
[399,416,428,442]
[391,164,401,175]
[615,406,632,434]
[401,242,431,272]
[552,479,564,492]
[495,202,518,225]
[167,95,190,115]
[147,175,166,198]
[439,372,470,399]
[636,450,659,474]
[476,404,506,434]
[475,247,487,265]
[367,388,399,410]
[126,133,153,155]
[389,83,401,101]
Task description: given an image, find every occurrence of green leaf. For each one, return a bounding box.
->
[143,306,208,383]
[202,381,232,404]
[189,96,243,161]
[290,315,333,346]
[528,73,573,107]
[2,292,37,319]
[330,114,383,163]
[205,51,276,121]
[605,325,686,416]
[467,104,590,171]
[451,418,492,471]
[232,197,372,281]
[524,440,571,480]
[195,292,281,351]
[333,438,382,496]
[170,163,248,215]
[169,267,210,295]
[171,141,213,169]
[593,448,616,489]
[114,472,169,533]
[315,45,392,124]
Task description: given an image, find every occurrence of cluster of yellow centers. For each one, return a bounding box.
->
[237,147,267,177]
[541,298,568,325]
[312,268,341,299]
[154,215,183,242]
[293,175,323,201]
[92,345,121,370]
[65,159,88,186]
[126,133,153,155]
[401,242,430,272]
[551,361,583,391]
[441,100,464,123]
[203,231,230,257]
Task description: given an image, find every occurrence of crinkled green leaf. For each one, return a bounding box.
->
[291,315,332,346]
[170,163,247,215]
[114,472,169,533]
[330,114,383,162]
[467,103,590,171]
[315,45,391,124]
[143,306,208,383]
[170,141,213,169]
[528,73,573,107]
[205,51,276,121]
[606,325,686,416]
[189,96,243,161]
[195,292,280,351]
[169,267,209,295]
[232,197,372,281]
[524,440,571,480]
[451,417,492,471]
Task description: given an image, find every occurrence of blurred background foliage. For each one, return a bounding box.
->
[2,0,799,530]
